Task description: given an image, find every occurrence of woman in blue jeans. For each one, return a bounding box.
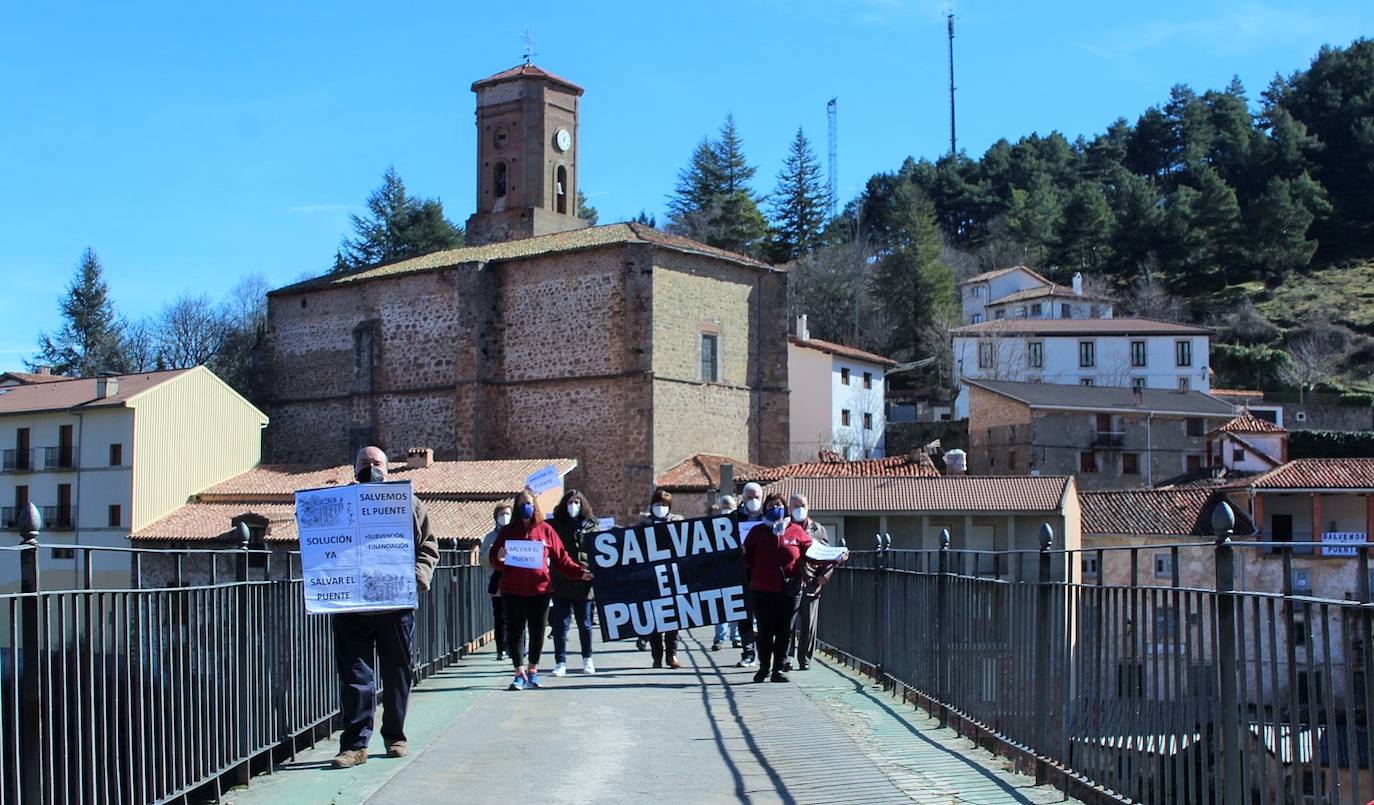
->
[549,489,598,676]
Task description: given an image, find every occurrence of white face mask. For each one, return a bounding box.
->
[651,504,670,520]
[496,512,512,527]
[567,502,581,518]
[790,507,808,523]
[744,498,762,514]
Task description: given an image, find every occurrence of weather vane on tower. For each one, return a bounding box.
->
[521,30,537,65]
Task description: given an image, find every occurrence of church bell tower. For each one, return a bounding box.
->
[465,64,589,245]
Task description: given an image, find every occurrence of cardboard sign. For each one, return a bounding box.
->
[806,543,849,562]
[524,464,562,495]
[590,515,749,640]
[597,517,617,531]
[296,481,416,614]
[1321,531,1368,557]
[503,539,546,569]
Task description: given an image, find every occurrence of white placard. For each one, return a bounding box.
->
[296,481,416,614]
[504,539,545,569]
[1321,532,1368,557]
[524,464,562,495]
[597,516,617,532]
[806,543,849,562]
[737,520,765,540]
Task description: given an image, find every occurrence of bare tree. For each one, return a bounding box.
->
[1123,271,1182,321]
[153,293,230,369]
[118,318,161,373]
[1281,323,1348,403]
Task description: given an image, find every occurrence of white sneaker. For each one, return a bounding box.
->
[583,657,596,674]
[551,662,567,677]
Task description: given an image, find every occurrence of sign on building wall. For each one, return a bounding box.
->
[1321,531,1369,557]
[590,515,748,640]
[295,481,417,614]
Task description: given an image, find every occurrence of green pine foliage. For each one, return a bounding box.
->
[665,116,769,257]
[29,249,125,377]
[871,185,957,362]
[768,128,830,262]
[334,166,464,273]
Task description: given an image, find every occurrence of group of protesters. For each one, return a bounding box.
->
[477,480,844,692]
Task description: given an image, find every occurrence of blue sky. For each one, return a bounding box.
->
[2,1,1370,370]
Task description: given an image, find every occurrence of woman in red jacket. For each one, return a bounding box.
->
[742,492,813,683]
[490,489,592,691]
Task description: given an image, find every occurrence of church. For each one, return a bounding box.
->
[260,63,790,518]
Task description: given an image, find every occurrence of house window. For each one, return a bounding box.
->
[1008,450,1017,469]
[1061,303,1071,318]
[1175,340,1192,367]
[972,286,984,298]
[699,333,719,382]
[1123,453,1140,475]
[109,443,122,466]
[971,313,984,324]
[1132,377,1146,389]
[1178,377,1191,392]
[1186,418,1204,437]
[1028,341,1044,368]
[108,504,121,528]
[1096,413,1112,432]
[862,412,873,430]
[1130,340,1147,367]
[1080,378,1095,387]
[1082,556,1099,577]
[1233,448,1245,463]
[1080,452,1098,473]
[1186,454,1202,472]
[51,548,75,560]
[977,342,994,369]
[1078,341,1095,368]
[1154,553,1173,579]
[841,409,851,427]
[862,372,872,390]
[1015,306,1027,318]
[555,165,568,214]
[493,162,507,197]
[1030,303,1043,317]
[840,367,850,385]
[994,310,1006,320]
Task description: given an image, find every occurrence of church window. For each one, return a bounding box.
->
[556,166,568,214]
[494,162,507,198]
[700,333,719,382]
[493,125,509,151]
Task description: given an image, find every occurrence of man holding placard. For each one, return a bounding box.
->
[301,446,439,770]
[787,493,844,671]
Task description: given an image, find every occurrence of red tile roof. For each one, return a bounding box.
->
[750,452,939,482]
[951,317,1211,337]
[471,63,584,94]
[1211,413,1287,435]
[0,370,67,385]
[759,475,1071,513]
[789,337,897,367]
[0,368,197,416]
[656,454,768,492]
[131,500,499,543]
[1247,459,1374,490]
[987,285,1109,305]
[1081,488,1255,537]
[960,265,1051,286]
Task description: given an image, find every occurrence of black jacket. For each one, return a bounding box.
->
[549,514,596,601]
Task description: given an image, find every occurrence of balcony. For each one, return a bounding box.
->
[1093,431,1125,449]
[0,507,16,530]
[40,506,76,531]
[2,448,35,472]
[42,446,78,471]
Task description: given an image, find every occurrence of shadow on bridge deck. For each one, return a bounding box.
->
[222,629,1074,805]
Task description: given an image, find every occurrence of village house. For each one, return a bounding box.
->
[965,379,1236,488]
[258,64,790,520]
[959,266,1112,325]
[0,367,268,589]
[788,315,896,461]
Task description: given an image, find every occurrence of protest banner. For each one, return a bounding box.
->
[295,480,416,614]
[524,464,562,495]
[590,515,749,641]
[503,539,545,569]
[1321,531,1368,557]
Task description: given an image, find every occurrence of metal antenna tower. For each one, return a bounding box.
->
[826,98,838,216]
[946,12,957,156]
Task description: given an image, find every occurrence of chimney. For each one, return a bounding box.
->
[406,447,434,469]
[796,314,810,341]
[943,448,967,475]
[95,373,119,400]
[1072,272,1083,296]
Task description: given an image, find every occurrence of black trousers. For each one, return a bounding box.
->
[333,610,415,751]
[503,593,550,669]
[738,587,757,658]
[491,595,506,654]
[753,590,800,674]
[649,629,679,660]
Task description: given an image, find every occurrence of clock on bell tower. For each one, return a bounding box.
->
[466,63,589,246]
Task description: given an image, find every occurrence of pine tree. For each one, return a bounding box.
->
[334,166,464,272]
[768,127,830,262]
[1190,165,1246,287]
[1054,183,1115,276]
[666,139,725,219]
[871,185,956,361]
[1108,171,1163,279]
[1247,176,1317,280]
[576,190,599,225]
[1006,173,1062,267]
[29,248,125,377]
[666,116,769,257]
[714,114,757,194]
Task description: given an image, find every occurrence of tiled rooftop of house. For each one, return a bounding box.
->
[951,317,1211,336]
[1247,458,1374,490]
[655,453,768,492]
[967,379,1237,416]
[0,370,68,385]
[1211,412,1287,435]
[959,265,1050,286]
[0,368,194,415]
[760,475,1071,513]
[788,336,897,367]
[750,451,940,482]
[986,285,1109,305]
[1081,488,1255,537]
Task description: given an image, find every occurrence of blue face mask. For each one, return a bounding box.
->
[764,506,785,523]
[518,502,535,521]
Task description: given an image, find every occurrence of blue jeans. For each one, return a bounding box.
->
[714,621,740,643]
[551,597,594,663]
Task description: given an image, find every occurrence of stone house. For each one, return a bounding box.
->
[258,64,790,520]
[965,379,1236,489]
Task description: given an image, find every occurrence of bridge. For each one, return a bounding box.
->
[3,532,1371,804]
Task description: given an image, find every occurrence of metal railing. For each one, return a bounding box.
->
[1,450,33,472]
[40,447,77,471]
[38,507,76,531]
[819,535,1374,805]
[0,542,493,804]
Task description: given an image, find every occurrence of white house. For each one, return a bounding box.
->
[0,367,268,589]
[950,318,1213,418]
[960,266,1112,325]
[788,316,896,461]
[1208,412,1289,473]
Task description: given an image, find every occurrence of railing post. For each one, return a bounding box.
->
[874,533,886,682]
[935,528,950,722]
[19,521,42,805]
[1034,523,1053,783]
[235,533,252,785]
[1213,502,1243,805]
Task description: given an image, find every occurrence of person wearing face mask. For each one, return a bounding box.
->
[479,504,514,662]
[330,446,440,769]
[548,489,598,676]
[640,488,684,669]
[784,493,840,672]
[742,492,813,683]
[490,489,593,691]
[711,495,740,651]
[730,482,766,668]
